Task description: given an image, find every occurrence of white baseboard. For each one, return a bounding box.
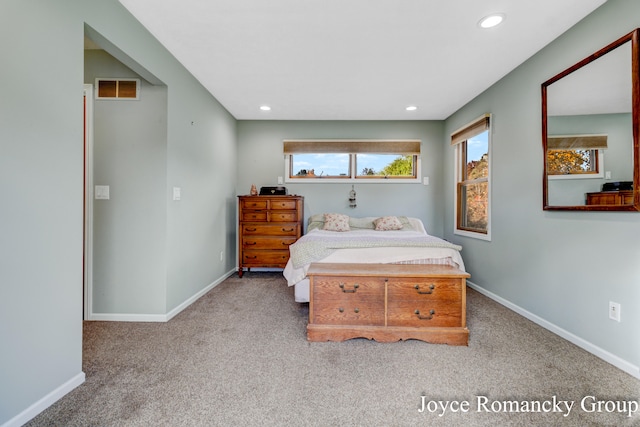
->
[467,281,640,379]
[1,372,85,427]
[165,268,236,321]
[88,268,237,322]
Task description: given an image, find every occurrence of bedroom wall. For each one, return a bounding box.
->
[236,120,445,236]
[443,0,640,377]
[85,50,168,315]
[0,0,237,425]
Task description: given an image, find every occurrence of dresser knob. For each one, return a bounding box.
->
[338,307,344,313]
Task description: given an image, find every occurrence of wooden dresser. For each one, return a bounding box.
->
[237,195,303,278]
[307,263,469,345]
[586,190,634,205]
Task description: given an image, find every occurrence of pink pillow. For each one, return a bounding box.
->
[374,216,403,231]
[323,213,350,232]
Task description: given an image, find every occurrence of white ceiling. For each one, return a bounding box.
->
[118,0,606,120]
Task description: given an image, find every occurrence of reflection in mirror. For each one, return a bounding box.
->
[542,29,640,211]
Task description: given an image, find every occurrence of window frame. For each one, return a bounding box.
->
[284,140,422,184]
[452,114,492,241]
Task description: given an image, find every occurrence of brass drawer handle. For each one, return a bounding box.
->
[246,242,257,245]
[414,309,435,320]
[246,256,257,259]
[282,228,294,232]
[414,284,435,294]
[339,283,359,293]
[281,242,290,246]
[245,228,257,232]
[339,307,360,313]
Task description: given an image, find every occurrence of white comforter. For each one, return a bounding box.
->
[283,227,465,289]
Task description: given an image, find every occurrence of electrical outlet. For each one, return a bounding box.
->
[609,301,621,322]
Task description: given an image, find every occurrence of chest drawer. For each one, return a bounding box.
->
[312,276,386,301]
[241,199,268,210]
[241,223,299,236]
[242,250,290,266]
[270,200,298,210]
[387,278,462,302]
[270,211,298,222]
[242,236,297,249]
[387,299,462,327]
[242,211,267,222]
[311,276,385,326]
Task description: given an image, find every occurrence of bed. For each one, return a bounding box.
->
[283,214,466,303]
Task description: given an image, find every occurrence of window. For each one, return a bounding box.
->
[284,140,421,183]
[546,134,606,179]
[452,114,491,239]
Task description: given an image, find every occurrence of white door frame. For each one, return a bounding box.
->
[83,84,94,320]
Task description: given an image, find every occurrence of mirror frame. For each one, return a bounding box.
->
[542,28,640,211]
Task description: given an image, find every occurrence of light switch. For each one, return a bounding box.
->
[277,176,284,185]
[95,185,110,200]
[423,177,429,186]
[173,187,181,201]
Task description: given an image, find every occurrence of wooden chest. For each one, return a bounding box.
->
[237,195,303,277]
[307,263,469,345]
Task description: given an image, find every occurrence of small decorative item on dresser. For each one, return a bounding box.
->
[250,184,258,196]
[237,195,304,277]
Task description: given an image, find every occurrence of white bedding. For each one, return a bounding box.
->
[283,217,465,303]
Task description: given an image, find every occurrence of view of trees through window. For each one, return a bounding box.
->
[358,154,414,177]
[291,153,415,178]
[547,149,596,175]
[459,131,489,232]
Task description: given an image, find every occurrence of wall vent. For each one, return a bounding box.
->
[95,78,140,100]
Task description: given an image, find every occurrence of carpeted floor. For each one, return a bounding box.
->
[26,272,639,426]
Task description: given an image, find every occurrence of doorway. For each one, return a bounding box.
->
[83,83,94,320]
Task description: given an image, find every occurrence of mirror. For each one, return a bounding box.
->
[542,28,640,211]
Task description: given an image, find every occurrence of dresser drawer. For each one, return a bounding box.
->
[387,278,462,302]
[312,276,386,301]
[242,250,290,266]
[270,200,298,210]
[311,276,385,325]
[241,199,268,210]
[387,300,462,327]
[242,211,267,222]
[269,211,298,222]
[241,223,299,236]
[312,300,385,326]
[242,236,297,249]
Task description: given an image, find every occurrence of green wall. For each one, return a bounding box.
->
[237,120,446,235]
[0,0,237,424]
[443,0,640,377]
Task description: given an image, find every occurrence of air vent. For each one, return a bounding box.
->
[95,78,139,100]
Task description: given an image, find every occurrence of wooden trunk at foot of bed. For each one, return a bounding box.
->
[306,263,469,345]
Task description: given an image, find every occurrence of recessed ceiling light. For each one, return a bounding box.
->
[406,106,418,111]
[479,13,505,29]
[259,105,271,111]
